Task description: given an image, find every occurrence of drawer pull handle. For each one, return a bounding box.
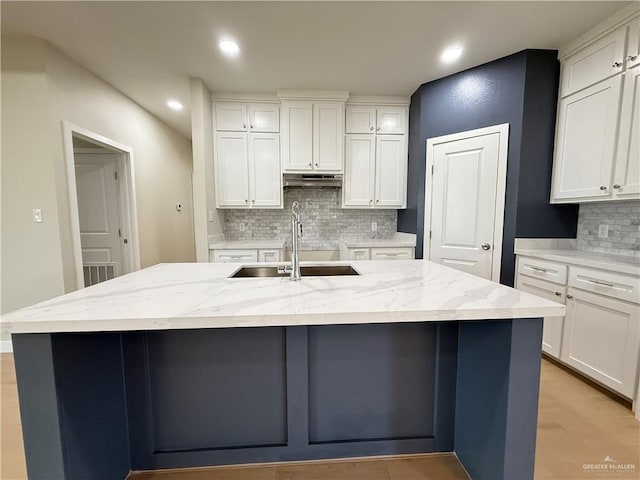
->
[612,61,623,68]
[555,292,562,296]
[628,55,638,62]
[530,266,548,273]
[599,185,607,190]
[613,184,621,189]
[566,294,573,299]
[586,279,614,288]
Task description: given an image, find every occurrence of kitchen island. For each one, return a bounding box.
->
[2,260,564,480]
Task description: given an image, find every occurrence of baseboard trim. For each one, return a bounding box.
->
[0,340,13,353]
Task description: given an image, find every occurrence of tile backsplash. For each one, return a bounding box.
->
[577,201,640,257]
[223,188,397,250]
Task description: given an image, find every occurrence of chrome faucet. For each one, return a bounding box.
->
[278,201,303,281]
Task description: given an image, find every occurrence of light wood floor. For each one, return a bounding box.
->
[1,354,638,480]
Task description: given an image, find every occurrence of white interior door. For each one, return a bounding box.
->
[425,125,508,281]
[74,153,123,284]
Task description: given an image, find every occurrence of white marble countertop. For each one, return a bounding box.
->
[515,248,640,276]
[1,260,564,335]
[340,232,417,248]
[209,239,285,250]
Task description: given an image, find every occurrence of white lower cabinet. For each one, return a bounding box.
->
[515,275,566,358]
[516,255,640,400]
[210,248,283,263]
[339,245,415,261]
[562,287,639,398]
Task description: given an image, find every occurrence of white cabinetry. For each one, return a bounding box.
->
[339,243,415,261]
[515,254,640,400]
[551,13,640,203]
[280,100,345,173]
[214,102,282,209]
[343,104,408,209]
[210,247,283,263]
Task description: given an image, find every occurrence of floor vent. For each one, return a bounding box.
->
[83,263,117,287]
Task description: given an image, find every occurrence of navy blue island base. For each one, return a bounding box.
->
[12,318,543,480]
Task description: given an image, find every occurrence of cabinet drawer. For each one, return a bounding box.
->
[258,249,281,263]
[517,257,568,285]
[348,248,371,261]
[212,249,258,263]
[370,247,414,260]
[569,266,639,304]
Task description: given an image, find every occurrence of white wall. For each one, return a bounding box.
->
[1,36,195,319]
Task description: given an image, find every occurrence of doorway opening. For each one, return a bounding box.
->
[63,121,140,289]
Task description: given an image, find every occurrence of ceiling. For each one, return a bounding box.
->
[1,1,631,139]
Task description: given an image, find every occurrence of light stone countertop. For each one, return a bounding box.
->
[515,248,640,276]
[2,260,564,335]
[209,239,286,250]
[340,232,417,248]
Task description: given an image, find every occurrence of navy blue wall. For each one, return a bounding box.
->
[398,49,578,286]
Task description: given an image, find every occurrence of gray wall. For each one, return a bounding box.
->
[577,201,640,256]
[223,188,397,250]
[398,49,579,286]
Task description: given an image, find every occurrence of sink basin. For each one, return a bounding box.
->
[229,265,360,278]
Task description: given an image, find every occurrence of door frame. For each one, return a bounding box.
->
[423,123,509,283]
[62,121,140,290]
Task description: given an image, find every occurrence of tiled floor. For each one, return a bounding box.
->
[1,354,639,480]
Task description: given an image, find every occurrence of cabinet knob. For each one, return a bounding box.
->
[308,163,312,167]
[376,126,381,131]
[555,292,562,296]
[370,126,374,131]
[245,199,248,203]
[613,184,621,189]
[599,185,607,190]
[369,199,373,204]
[566,294,573,299]
[375,199,380,203]
[251,199,255,204]
[250,124,254,129]
[242,123,247,128]
[315,163,319,167]
[612,61,623,68]
[627,55,638,62]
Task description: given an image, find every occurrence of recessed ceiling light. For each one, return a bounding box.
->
[441,46,463,64]
[167,100,184,111]
[219,40,240,57]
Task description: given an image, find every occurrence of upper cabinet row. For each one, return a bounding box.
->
[213,97,408,209]
[551,15,640,203]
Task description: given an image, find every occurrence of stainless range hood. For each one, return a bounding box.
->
[283,174,342,188]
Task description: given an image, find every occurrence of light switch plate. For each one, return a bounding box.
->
[598,224,609,238]
[32,208,42,223]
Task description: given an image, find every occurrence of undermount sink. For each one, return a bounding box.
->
[229,265,360,278]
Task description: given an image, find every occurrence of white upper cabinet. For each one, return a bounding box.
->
[343,103,408,209]
[281,101,313,171]
[313,102,344,172]
[215,103,247,131]
[248,104,279,133]
[344,135,375,207]
[551,13,640,203]
[376,107,407,134]
[346,106,407,135]
[249,134,281,207]
[626,19,640,69]
[281,100,344,173]
[552,76,622,201]
[345,106,376,133]
[560,27,627,97]
[216,132,250,207]
[214,101,282,209]
[375,136,406,207]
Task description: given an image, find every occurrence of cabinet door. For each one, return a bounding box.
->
[626,19,640,69]
[516,274,566,359]
[374,135,406,208]
[343,135,375,207]
[248,104,279,133]
[313,102,344,172]
[376,107,407,135]
[551,76,622,202]
[281,101,313,172]
[215,103,247,131]
[561,288,639,398]
[215,133,249,207]
[345,106,376,134]
[613,65,640,198]
[348,248,370,261]
[561,26,627,96]
[249,133,281,208]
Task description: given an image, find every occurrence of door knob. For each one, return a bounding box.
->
[481,243,491,250]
